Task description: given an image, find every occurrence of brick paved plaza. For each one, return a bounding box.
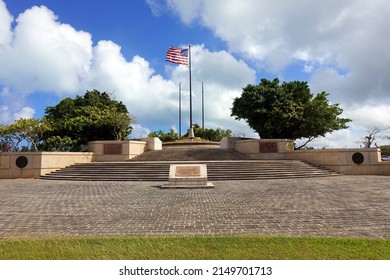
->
[0,176,389,239]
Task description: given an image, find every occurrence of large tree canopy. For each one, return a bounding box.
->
[44,90,133,150]
[148,124,232,143]
[1,90,134,152]
[231,78,351,148]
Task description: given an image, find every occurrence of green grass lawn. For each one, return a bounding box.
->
[1,236,389,260]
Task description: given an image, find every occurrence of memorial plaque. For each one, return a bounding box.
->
[162,164,214,188]
[175,166,201,177]
[103,144,122,155]
[15,156,28,168]
[260,142,278,153]
[352,152,364,165]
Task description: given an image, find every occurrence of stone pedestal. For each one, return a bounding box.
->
[188,127,195,139]
[162,164,214,188]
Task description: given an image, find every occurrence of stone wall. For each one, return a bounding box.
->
[285,148,390,175]
[233,139,294,160]
[0,138,162,179]
[222,137,390,176]
[88,140,148,162]
[0,152,94,179]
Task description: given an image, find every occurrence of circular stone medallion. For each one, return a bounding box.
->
[352,152,364,165]
[15,156,28,168]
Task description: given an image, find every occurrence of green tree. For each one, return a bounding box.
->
[0,124,15,152]
[231,78,351,148]
[148,129,179,142]
[16,118,51,151]
[44,90,133,151]
[182,124,232,142]
[189,124,232,142]
[0,118,51,151]
[380,145,390,156]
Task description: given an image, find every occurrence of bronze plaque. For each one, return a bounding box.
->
[260,142,278,153]
[16,156,28,168]
[175,166,201,177]
[352,152,364,165]
[103,144,122,154]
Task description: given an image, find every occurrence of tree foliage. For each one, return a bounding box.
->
[148,129,180,142]
[231,78,351,148]
[380,145,390,155]
[185,124,232,142]
[0,90,134,152]
[149,125,232,143]
[44,90,133,150]
[0,118,50,151]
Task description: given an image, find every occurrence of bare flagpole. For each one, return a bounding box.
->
[179,82,182,138]
[188,45,193,137]
[202,81,204,130]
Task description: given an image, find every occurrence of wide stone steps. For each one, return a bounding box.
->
[40,160,338,181]
[132,148,250,161]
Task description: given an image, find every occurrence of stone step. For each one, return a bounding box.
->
[41,160,338,181]
[131,148,250,161]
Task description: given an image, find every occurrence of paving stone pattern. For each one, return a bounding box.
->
[0,176,389,239]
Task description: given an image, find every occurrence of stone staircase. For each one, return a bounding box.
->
[132,147,250,161]
[41,147,338,181]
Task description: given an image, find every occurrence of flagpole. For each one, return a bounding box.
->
[202,81,204,130]
[179,82,182,138]
[188,44,193,132]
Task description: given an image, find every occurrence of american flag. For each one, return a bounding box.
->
[166,47,188,65]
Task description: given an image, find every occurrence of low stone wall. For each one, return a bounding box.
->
[285,148,390,175]
[88,140,148,162]
[163,141,219,149]
[222,137,390,176]
[0,152,93,179]
[220,137,244,150]
[141,137,163,151]
[234,139,294,160]
[0,138,162,179]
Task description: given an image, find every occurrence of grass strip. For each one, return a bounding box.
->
[1,236,389,260]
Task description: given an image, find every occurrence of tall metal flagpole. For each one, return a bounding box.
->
[202,81,204,130]
[179,82,182,138]
[188,45,193,132]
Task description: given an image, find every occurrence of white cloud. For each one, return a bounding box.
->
[0,86,36,123]
[0,5,93,95]
[168,44,256,133]
[88,40,180,127]
[150,0,390,147]
[12,106,35,120]
[129,124,151,139]
[345,104,390,129]
[0,102,35,124]
[2,0,387,148]
[0,0,12,47]
[0,2,257,138]
[160,0,390,102]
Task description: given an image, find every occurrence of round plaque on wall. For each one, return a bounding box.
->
[15,156,28,169]
[352,152,364,165]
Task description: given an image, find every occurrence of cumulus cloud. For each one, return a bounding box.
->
[0,86,35,123]
[0,1,257,137]
[149,0,390,146]
[0,0,12,47]
[130,124,151,139]
[345,104,390,129]
[2,0,387,147]
[158,0,390,102]
[168,44,256,133]
[0,5,93,95]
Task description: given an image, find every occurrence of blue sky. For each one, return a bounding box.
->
[1,0,390,147]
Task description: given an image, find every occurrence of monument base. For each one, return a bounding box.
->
[161,182,214,189]
[161,164,214,189]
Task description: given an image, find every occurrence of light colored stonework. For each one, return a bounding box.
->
[162,164,214,188]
